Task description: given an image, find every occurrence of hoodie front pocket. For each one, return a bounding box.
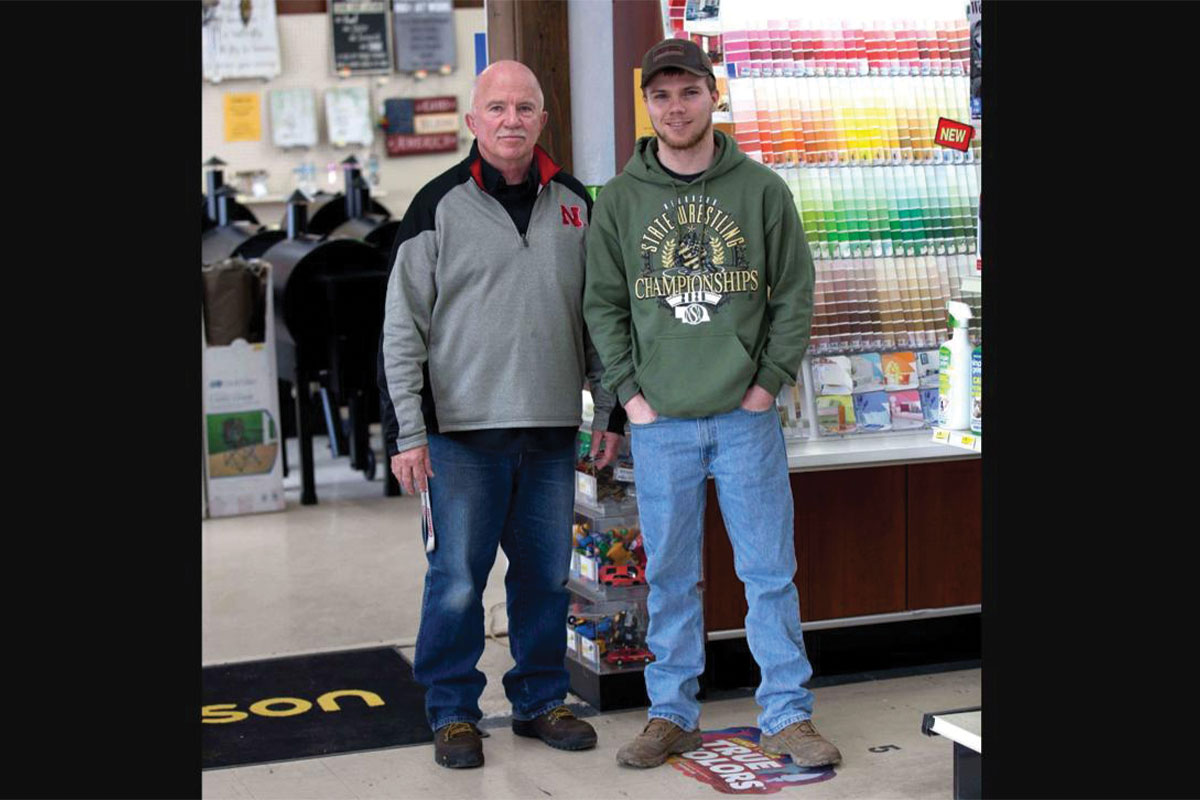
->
[637,334,756,418]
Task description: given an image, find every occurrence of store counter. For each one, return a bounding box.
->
[922,707,982,799]
[785,430,980,472]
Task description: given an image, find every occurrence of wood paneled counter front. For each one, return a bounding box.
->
[702,447,981,635]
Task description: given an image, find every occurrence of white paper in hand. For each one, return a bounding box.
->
[421,490,436,553]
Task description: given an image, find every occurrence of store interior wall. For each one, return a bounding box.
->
[201,9,485,219]
[567,0,616,185]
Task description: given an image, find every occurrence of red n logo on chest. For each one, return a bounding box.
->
[561,205,584,227]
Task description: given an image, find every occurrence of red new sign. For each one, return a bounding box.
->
[934,117,974,151]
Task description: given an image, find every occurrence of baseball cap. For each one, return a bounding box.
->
[640,38,714,88]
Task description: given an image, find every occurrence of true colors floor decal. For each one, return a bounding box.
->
[667,727,836,794]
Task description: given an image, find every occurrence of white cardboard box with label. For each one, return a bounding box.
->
[202,262,286,518]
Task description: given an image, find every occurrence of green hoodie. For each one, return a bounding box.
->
[584,130,815,419]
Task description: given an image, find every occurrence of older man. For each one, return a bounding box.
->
[377,61,624,769]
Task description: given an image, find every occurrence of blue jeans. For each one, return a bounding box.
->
[630,406,815,736]
[413,433,575,731]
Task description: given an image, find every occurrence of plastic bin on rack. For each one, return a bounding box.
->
[565,595,653,674]
[574,426,637,507]
[565,584,655,711]
[570,502,643,592]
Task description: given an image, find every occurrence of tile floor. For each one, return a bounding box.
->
[202,434,980,799]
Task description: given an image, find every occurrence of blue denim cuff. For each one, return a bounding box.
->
[430,714,483,731]
[649,712,700,733]
[760,712,812,737]
[511,699,566,722]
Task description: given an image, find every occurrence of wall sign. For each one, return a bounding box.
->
[269,88,318,148]
[224,92,263,143]
[392,0,456,75]
[330,0,393,77]
[202,0,282,83]
[384,96,459,156]
[326,86,375,147]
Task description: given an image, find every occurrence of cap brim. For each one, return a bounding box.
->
[640,64,712,88]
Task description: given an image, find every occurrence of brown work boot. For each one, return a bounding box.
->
[512,705,598,751]
[433,721,484,769]
[760,720,842,767]
[616,718,703,768]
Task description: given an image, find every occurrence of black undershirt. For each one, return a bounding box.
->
[657,160,705,184]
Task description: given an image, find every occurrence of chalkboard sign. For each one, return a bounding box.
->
[329,0,393,77]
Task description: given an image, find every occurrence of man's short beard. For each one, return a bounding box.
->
[654,118,713,152]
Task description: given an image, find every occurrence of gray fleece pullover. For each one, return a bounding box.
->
[381,146,616,453]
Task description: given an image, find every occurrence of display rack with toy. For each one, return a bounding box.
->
[575,429,638,511]
[571,506,647,598]
[566,600,655,673]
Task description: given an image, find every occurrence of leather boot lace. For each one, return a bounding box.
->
[443,722,477,740]
[547,706,576,724]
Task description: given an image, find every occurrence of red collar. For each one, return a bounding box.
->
[469,145,561,193]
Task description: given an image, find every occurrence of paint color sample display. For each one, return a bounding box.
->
[808,253,973,354]
[718,5,983,439]
[723,19,969,79]
[779,163,980,259]
[731,76,978,166]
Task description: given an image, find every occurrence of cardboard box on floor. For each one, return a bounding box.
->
[202,260,285,518]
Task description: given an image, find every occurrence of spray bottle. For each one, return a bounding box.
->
[937,300,973,430]
[970,346,982,435]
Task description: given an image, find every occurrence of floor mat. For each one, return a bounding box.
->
[202,646,431,769]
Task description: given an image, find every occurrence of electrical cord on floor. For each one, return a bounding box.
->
[486,601,509,647]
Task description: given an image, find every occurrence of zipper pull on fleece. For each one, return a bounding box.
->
[521,233,529,247]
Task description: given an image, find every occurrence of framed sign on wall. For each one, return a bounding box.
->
[202,0,282,82]
[330,0,394,77]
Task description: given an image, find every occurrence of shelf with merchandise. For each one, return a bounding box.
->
[774,348,982,466]
[930,427,980,452]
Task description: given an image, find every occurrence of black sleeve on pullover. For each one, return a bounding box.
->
[376,157,472,457]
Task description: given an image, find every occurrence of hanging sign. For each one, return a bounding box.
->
[384,96,459,156]
[224,92,263,142]
[269,88,318,148]
[330,0,393,77]
[202,0,282,83]
[392,0,456,75]
[325,86,375,147]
